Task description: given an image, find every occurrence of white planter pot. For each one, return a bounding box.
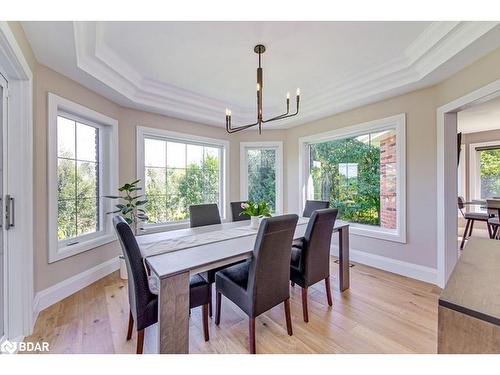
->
[250,216,260,230]
[119,256,128,280]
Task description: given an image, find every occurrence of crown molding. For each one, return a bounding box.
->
[73,21,499,129]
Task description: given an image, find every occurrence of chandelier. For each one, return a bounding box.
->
[225,44,300,134]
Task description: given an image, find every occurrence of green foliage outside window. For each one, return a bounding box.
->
[247,149,276,212]
[479,148,500,199]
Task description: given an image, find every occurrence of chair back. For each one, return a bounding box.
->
[458,196,466,216]
[303,200,329,217]
[189,203,221,228]
[230,201,250,222]
[302,208,338,285]
[486,199,500,217]
[247,214,298,316]
[113,216,155,324]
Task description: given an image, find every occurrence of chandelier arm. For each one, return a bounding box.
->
[226,117,260,133]
[262,100,299,123]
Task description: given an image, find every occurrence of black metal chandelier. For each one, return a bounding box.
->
[225,44,300,134]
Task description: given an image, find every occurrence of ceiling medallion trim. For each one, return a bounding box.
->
[72,21,499,128]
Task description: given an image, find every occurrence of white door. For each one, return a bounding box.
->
[0,72,6,341]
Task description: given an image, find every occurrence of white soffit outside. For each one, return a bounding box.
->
[22,21,500,129]
[458,95,500,134]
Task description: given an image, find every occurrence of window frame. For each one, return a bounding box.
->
[468,140,500,200]
[299,113,406,243]
[136,126,230,232]
[48,93,118,263]
[240,141,283,214]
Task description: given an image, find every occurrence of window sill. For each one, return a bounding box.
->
[348,223,406,243]
[49,233,116,263]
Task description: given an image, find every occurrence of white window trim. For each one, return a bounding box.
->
[240,141,283,214]
[299,113,406,243]
[48,93,119,263]
[468,140,500,200]
[136,126,230,233]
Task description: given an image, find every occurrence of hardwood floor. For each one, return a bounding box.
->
[25,257,440,354]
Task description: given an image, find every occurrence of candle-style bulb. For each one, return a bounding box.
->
[286,92,290,100]
[257,83,261,91]
[296,88,301,96]
[225,108,231,116]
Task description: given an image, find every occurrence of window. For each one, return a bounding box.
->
[300,114,406,242]
[48,94,118,262]
[240,142,283,213]
[137,127,229,227]
[469,141,500,200]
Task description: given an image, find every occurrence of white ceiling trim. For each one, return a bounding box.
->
[73,21,499,128]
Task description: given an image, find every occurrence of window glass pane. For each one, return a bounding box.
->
[247,148,277,212]
[204,147,219,166]
[145,195,167,224]
[77,198,98,236]
[57,116,75,158]
[76,122,98,162]
[145,138,166,167]
[309,129,397,229]
[58,158,76,199]
[479,148,500,199]
[167,141,186,168]
[77,161,98,199]
[186,144,203,167]
[58,199,76,240]
[145,167,166,196]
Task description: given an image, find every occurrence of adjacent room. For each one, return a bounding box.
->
[0,17,499,358]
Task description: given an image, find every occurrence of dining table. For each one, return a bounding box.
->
[136,216,350,354]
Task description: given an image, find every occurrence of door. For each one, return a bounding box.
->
[0,72,7,341]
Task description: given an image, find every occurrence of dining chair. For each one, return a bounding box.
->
[113,216,211,353]
[214,214,299,354]
[486,199,500,239]
[302,200,330,217]
[189,203,222,228]
[458,196,492,249]
[289,208,338,322]
[230,201,251,222]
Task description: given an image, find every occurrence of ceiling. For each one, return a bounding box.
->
[458,95,500,134]
[21,21,500,129]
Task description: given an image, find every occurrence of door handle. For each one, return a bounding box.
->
[5,194,14,230]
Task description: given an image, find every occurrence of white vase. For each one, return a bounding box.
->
[250,216,260,229]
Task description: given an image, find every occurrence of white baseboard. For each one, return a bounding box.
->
[331,246,437,285]
[32,257,120,326]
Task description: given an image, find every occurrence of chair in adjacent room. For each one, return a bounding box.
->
[458,196,492,249]
[289,208,338,322]
[113,216,210,353]
[302,200,330,217]
[486,199,500,239]
[230,201,251,222]
[214,214,299,354]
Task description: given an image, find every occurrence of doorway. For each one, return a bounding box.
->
[437,79,500,288]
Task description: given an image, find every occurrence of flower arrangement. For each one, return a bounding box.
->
[240,201,272,218]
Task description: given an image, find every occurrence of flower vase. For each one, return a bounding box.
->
[250,216,260,229]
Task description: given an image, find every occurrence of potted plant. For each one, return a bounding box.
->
[105,179,148,280]
[240,201,272,229]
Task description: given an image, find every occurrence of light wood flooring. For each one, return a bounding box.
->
[25,257,441,354]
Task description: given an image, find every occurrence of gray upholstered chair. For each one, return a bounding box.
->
[302,200,329,217]
[230,201,251,222]
[189,203,221,228]
[486,199,500,239]
[458,196,492,249]
[290,208,338,322]
[214,214,299,354]
[113,216,211,353]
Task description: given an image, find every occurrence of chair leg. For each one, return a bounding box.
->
[460,219,470,249]
[301,287,309,323]
[249,317,256,354]
[325,277,333,307]
[208,285,213,318]
[136,329,144,354]
[284,298,293,336]
[126,310,134,340]
[487,223,493,239]
[468,219,475,237]
[202,304,210,342]
[215,291,222,326]
[291,281,295,287]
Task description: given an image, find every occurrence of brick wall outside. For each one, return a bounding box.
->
[379,135,397,229]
